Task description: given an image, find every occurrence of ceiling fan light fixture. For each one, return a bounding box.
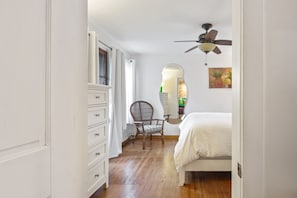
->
[198,43,216,53]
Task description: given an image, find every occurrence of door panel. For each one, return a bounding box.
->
[0,0,51,197]
[0,148,50,197]
[0,0,48,150]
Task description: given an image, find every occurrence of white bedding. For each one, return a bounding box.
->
[174,112,232,171]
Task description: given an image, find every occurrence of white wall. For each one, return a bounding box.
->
[88,22,132,59]
[134,51,232,135]
[242,0,297,197]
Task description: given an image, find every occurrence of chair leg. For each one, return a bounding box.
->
[133,131,139,144]
[161,131,164,145]
[142,134,146,149]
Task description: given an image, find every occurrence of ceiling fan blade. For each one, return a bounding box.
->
[174,40,197,43]
[205,30,218,41]
[213,46,221,54]
[197,38,204,43]
[184,45,198,53]
[214,40,232,45]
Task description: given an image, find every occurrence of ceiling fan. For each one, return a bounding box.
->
[174,23,232,54]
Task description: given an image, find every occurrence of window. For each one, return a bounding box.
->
[98,48,109,85]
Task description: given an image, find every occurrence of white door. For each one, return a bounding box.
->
[0,0,51,197]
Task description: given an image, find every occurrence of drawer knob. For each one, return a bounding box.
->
[94,133,100,136]
[95,96,100,99]
[94,174,99,178]
[96,152,101,156]
[95,114,100,117]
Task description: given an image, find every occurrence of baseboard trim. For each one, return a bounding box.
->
[122,137,131,147]
[122,135,179,147]
[150,135,179,140]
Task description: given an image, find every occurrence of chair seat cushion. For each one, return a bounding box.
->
[137,125,162,133]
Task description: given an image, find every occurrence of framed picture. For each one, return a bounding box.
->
[208,67,232,88]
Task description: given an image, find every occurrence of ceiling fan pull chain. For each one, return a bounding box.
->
[204,54,208,66]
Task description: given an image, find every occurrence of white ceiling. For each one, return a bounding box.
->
[88,0,232,55]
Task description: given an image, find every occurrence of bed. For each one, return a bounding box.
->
[174,112,232,186]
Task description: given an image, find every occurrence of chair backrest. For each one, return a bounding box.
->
[130,101,154,125]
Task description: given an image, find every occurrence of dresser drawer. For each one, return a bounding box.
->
[88,124,107,147]
[88,160,106,192]
[88,106,107,126]
[88,143,106,167]
[88,90,108,105]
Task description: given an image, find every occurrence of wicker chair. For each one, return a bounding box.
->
[130,101,165,149]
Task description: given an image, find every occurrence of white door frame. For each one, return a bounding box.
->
[232,0,243,197]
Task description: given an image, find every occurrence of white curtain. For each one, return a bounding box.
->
[109,49,127,158]
[125,59,135,124]
[88,31,98,84]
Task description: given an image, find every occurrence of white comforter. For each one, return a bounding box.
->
[174,112,232,171]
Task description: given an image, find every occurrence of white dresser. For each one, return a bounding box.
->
[87,84,110,196]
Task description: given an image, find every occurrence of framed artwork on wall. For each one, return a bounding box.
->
[208,67,232,88]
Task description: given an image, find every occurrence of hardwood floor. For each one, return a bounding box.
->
[91,139,231,198]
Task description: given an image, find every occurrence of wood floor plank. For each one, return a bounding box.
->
[91,139,231,198]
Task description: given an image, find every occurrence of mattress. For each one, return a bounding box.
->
[174,112,232,171]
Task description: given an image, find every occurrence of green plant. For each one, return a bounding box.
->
[212,70,223,78]
[226,71,232,81]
